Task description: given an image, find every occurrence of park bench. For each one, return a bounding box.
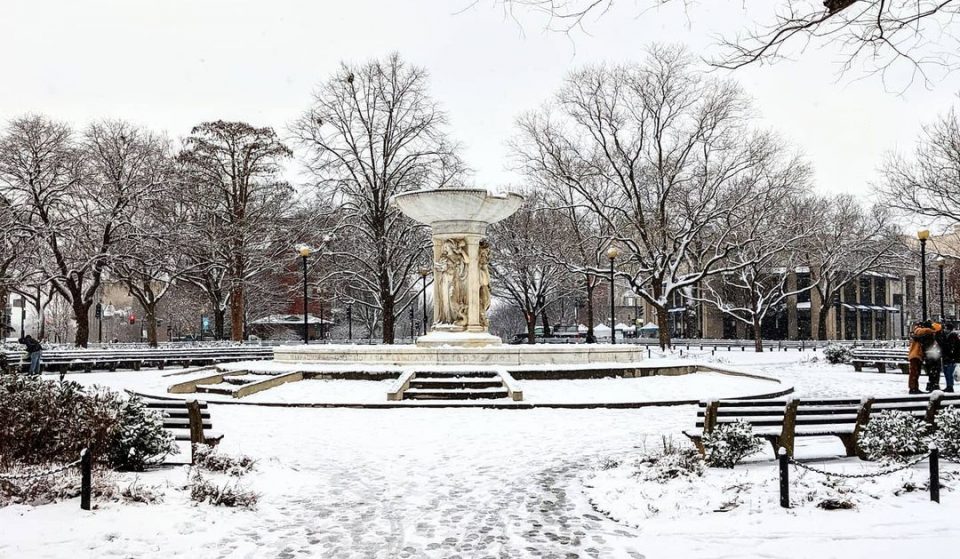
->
[1,346,272,374]
[684,392,960,458]
[850,347,910,374]
[141,397,224,447]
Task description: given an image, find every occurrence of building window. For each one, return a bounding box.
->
[797,273,812,303]
[859,277,873,306]
[843,282,857,304]
[875,278,887,306]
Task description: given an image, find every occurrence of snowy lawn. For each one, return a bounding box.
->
[521,371,781,404]
[3,349,956,558]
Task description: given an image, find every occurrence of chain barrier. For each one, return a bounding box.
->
[789,452,931,479]
[942,453,960,466]
[0,459,82,481]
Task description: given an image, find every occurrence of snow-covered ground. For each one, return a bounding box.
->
[67,361,784,405]
[2,350,957,558]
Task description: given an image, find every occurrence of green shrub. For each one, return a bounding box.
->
[857,410,931,463]
[932,407,960,458]
[823,343,851,364]
[0,376,176,471]
[702,419,763,468]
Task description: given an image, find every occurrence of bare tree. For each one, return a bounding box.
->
[804,194,903,340]
[178,121,294,342]
[487,195,564,343]
[880,106,960,225]
[0,116,157,347]
[515,45,804,348]
[695,193,816,351]
[0,182,36,336]
[494,0,960,85]
[292,53,465,344]
[80,121,177,347]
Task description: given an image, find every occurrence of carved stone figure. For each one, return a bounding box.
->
[434,238,470,326]
[478,240,491,327]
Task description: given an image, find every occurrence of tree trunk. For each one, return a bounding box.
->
[146,303,159,348]
[585,276,596,344]
[382,295,396,344]
[230,283,244,342]
[816,303,829,341]
[73,299,92,348]
[526,312,537,344]
[753,316,764,352]
[36,297,46,341]
[211,308,223,340]
[540,304,551,337]
[656,306,671,349]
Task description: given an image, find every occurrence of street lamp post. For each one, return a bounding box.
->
[419,267,430,336]
[606,246,620,345]
[347,303,353,341]
[938,255,946,322]
[919,230,930,322]
[409,306,415,340]
[298,245,311,344]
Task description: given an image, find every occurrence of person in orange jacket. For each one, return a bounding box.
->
[909,321,938,394]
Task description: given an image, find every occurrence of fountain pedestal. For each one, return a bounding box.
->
[391,189,524,348]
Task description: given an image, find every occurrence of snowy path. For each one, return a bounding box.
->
[204,406,674,558]
[2,352,948,558]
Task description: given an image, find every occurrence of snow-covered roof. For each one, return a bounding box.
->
[250,314,333,325]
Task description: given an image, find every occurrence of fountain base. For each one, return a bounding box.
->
[415,330,503,348]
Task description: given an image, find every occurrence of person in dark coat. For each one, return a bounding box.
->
[924,321,944,392]
[942,322,959,393]
[909,321,936,394]
[17,335,43,375]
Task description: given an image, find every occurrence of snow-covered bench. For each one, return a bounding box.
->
[684,392,960,458]
[850,348,909,374]
[142,398,224,447]
[17,346,273,374]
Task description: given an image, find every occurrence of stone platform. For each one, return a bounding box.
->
[273,343,646,367]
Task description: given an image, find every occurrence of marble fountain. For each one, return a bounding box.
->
[273,188,646,368]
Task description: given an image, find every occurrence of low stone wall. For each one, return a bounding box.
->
[274,344,647,366]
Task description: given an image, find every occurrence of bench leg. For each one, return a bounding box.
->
[765,436,783,458]
[853,363,863,372]
[685,435,705,456]
[877,363,886,374]
[838,434,858,457]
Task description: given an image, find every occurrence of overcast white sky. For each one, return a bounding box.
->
[2,0,959,199]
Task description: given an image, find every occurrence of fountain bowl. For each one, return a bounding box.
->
[391,188,524,234]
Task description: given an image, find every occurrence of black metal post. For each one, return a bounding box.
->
[80,448,91,511]
[20,302,25,339]
[778,447,790,508]
[421,273,429,335]
[409,306,414,340]
[348,303,353,341]
[939,262,946,322]
[609,259,616,345]
[901,276,906,339]
[199,315,204,343]
[97,303,102,344]
[921,238,928,322]
[320,299,325,342]
[930,444,940,503]
[302,255,309,344]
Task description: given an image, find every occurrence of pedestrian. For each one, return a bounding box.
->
[924,320,944,392]
[942,322,959,393]
[909,321,935,394]
[17,334,43,375]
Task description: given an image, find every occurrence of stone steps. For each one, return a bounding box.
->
[400,370,510,400]
[403,387,510,400]
[195,385,236,396]
[408,377,503,390]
